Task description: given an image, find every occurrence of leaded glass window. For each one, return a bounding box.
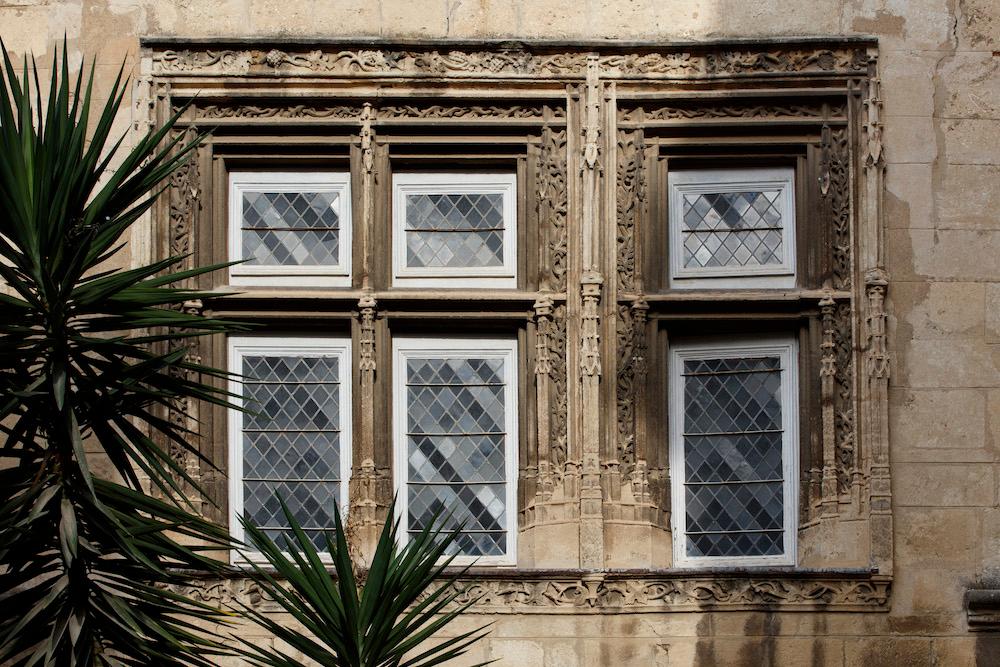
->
[229,172,352,286]
[392,173,517,288]
[228,337,351,558]
[393,338,518,565]
[668,168,795,287]
[669,339,798,567]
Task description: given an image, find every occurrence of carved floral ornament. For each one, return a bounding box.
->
[151,44,870,79]
[172,572,889,614]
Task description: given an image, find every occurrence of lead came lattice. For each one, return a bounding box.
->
[682,191,783,269]
[683,355,785,558]
[405,356,508,556]
[242,191,341,266]
[242,354,341,550]
[405,193,505,268]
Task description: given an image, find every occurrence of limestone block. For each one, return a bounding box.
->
[882,50,937,118]
[544,641,580,667]
[988,389,1000,455]
[845,0,953,52]
[488,639,545,667]
[896,507,980,564]
[0,6,60,57]
[944,118,1000,165]
[937,165,1000,230]
[986,285,1000,343]
[958,0,1000,50]
[844,637,935,667]
[517,0,589,39]
[899,338,1000,389]
[304,0,384,37]
[982,505,1000,571]
[894,282,986,339]
[894,229,1000,282]
[445,0,521,39]
[937,52,1000,120]
[886,163,934,229]
[895,462,995,506]
[581,638,657,667]
[890,389,987,454]
[886,116,939,164]
[146,0,251,36]
[380,0,451,38]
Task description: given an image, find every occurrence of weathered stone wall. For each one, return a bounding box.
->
[3,1,998,665]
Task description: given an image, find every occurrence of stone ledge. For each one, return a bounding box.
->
[966,589,1000,631]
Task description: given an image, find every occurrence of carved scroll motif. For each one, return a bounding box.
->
[821,125,852,290]
[190,104,363,119]
[835,301,856,497]
[549,305,569,467]
[537,127,569,292]
[616,130,646,292]
[377,104,563,120]
[580,274,603,377]
[619,102,847,122]
[616,299,649,475]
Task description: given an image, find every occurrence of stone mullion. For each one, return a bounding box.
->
[346,103,381,564]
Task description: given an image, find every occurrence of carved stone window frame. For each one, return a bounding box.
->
[144,36,891,613]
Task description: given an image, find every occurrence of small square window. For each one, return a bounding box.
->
[392,173,517,288]
[228,337,351,561]
[669,337,798,568]
[229,172,352,286]
[393,338,518,565]
[668,167,795,288]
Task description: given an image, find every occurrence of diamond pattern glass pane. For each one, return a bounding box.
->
[405,193,504,268]
[241,354,342,550]
[241,191,341,266]
[405,355,508,557]
[681,191,784,269]
[682,354,785,559]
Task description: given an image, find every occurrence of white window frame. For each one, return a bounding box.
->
[228,336,352,564]
[668,167,796,289]
[392,337,519,566]
[228,171,352,287]
[669,336,799,568]
[392,172,517,288]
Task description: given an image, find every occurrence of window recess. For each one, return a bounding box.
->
[669,337,798,568]
[228,337,352,561]
[393,337,519,565]
[667,167,796,289]
[228,171,352,287]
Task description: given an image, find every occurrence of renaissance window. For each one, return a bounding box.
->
[393,338,518,565]
[228,337,352,557]
[667,167,796,288]
[228,172,352,286]
[669,337,798,567]
[392,172,517,288]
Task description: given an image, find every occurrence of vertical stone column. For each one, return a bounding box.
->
[578,55,605,568]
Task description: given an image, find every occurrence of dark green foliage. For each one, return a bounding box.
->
[237,500,493,667]
[0,40,244,665]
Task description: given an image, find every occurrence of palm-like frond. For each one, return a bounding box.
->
[237,499,493,667]
[0,40,245,665]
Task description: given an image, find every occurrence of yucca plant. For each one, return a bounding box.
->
[0,41,244,665]
[236,499,493,667]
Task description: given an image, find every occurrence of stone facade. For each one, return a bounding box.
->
[3,1,999,665]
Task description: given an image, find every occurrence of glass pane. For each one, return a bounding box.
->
[405,193,504,268]
[682,354,785,559]
[681,190,784,269]
[241,354,342,548]
[405,355,508,557]
[241,191,341,266]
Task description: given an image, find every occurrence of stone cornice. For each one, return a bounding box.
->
[170,568,890,614]
[143,37,875,80]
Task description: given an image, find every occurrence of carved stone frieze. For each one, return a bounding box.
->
[152,45,868,80]
[536,127,569,292]
[619,102,847,122]
[821,125,852,290]
[834,301,857,497]
[616,129,645,292]
[377,104,564,120]
[188,104,363,120]
[172,571,889,614]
